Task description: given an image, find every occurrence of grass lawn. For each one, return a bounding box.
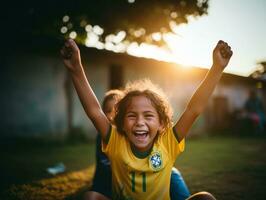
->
[1,134,266,200]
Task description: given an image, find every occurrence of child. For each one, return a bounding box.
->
[86,89,123,200]
[85,90,190,200]
[61,39,232,199]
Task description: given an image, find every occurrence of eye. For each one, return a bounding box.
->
[126,114,136,118]
[145,114,154,119]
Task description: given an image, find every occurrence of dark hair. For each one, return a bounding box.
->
[114,79,173,135]
[102,89,124,113]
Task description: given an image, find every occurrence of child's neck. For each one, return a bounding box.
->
[130,143,153,159]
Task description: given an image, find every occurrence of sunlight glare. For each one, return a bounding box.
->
[93,25,104,35]
[105,42,115,51]
[134,28,145,38]
[105,34,115,43]
[62,15,70,23]
[114,31,126,44]
[105,31,126,44]
[95,42,105,50]
[80,0,266,77]
[85,32,99,47]
[85,25,93,32]
[69,31,77,39]
[60,26,68,34]
[127,42,180,64]
[114,43,127,53]
[151,32,162,41]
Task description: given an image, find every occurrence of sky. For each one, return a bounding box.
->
[126,0,266,77]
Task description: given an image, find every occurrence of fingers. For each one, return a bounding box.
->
[217,40,233,59]
[60,39,77,59]
[61,45,73,59]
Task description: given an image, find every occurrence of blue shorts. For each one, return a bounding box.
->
[90,165,112,199]
[170,167,190,200]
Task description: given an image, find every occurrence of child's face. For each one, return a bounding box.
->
[104,98,117,122]
[123,95,162,152]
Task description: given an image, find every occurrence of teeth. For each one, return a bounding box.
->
[134,131,147,135]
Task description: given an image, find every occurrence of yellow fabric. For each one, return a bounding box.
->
[102,126,185,200]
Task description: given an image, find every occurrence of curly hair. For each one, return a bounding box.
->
[114,79,173,135]
[102,89,124,113]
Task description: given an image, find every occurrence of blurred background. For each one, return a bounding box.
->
[1,0,266,199]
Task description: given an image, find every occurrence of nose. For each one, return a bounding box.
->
[136,116,145,127]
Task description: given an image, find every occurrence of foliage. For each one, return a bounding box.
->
[4,0,208,46]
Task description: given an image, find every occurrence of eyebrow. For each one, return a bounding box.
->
[143,111,156,114]
[126,110,156,114]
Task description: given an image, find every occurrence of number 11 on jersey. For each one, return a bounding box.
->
[130,171,146,192]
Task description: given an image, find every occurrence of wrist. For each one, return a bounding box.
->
[69,63,84,77]
[211,63,224,73]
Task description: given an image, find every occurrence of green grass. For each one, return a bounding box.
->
[0,140,96,199]
[1,135,266,200]
[175,135,266,200]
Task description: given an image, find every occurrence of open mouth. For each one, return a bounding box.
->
[133,130,148,140]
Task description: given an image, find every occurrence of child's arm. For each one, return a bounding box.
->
[174,40,233,141]
[60,39,110,141]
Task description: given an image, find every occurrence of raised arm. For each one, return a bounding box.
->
[60,39,110,140]
[174,40,233,141]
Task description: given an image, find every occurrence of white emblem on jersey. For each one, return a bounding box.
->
[149,151,162,171]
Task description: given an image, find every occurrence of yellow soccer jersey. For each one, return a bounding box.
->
[102,126,185,200]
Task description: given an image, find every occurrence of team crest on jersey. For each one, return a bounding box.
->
[149,151,162,171]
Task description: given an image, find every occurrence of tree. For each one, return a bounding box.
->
[4,0,208,46]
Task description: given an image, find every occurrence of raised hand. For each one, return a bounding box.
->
[212,40,233,70]
[60,39,82,73]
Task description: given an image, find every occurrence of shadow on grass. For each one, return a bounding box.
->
[2,166,95,200]
[0,137,96,200]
